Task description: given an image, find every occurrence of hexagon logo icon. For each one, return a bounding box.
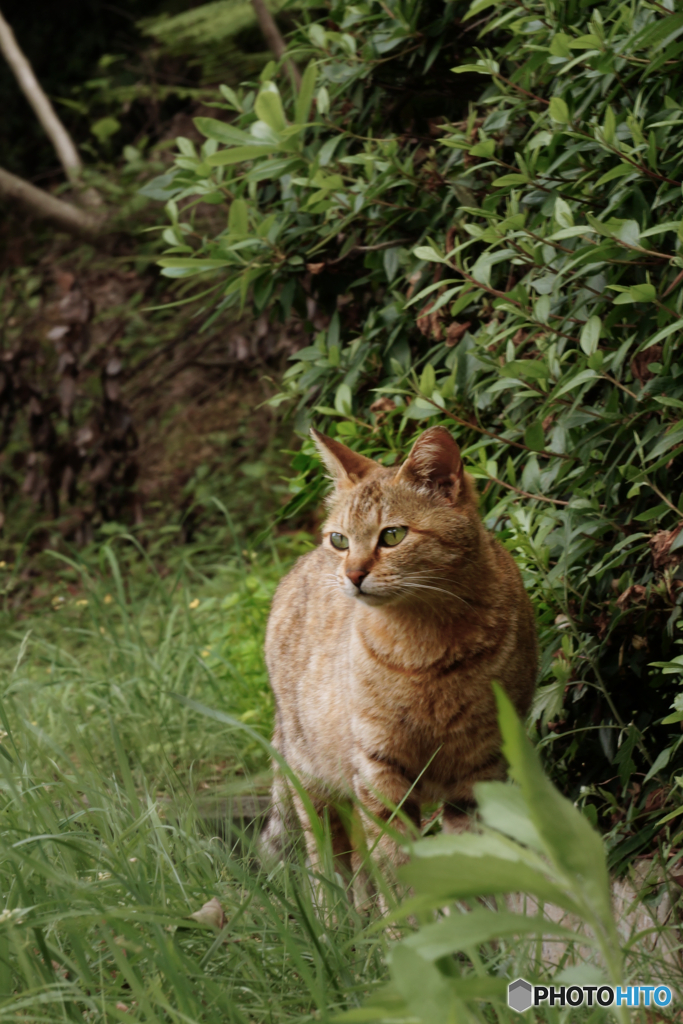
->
[508,978,533,1013]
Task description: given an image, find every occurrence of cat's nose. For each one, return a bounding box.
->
[346,568,367,589]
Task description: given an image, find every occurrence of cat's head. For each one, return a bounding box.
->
[312,426,482,608]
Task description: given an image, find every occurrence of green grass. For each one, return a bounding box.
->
[0,532,392,1022]
[1,531,681,1023]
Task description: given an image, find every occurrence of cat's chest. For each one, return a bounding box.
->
[348,619,489,727]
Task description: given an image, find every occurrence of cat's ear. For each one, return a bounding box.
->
[310,428,378,488]
[396,426,464,499]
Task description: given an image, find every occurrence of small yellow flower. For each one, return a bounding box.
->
[201,648,211,658]
[103,594,113,605]
[99,626,106,635]
[75,599,88,608]
[188,598,200,610]
[51,595,65,608]
[0,561,6,568]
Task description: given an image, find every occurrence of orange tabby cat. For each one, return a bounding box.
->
[261,426,537,872]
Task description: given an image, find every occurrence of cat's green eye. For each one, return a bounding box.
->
[330,532,349,550]
[379,526,407,547]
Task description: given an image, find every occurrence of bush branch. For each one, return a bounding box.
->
[0,166,102,238]
[0,8,83,181]
[251,0,301,88]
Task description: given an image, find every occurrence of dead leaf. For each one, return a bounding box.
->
[370,397,396,414]
[88,454,113,485]
[306,262,325,275]
[631,635,648,651]
[594,610,609,640]
[47,325,70,342]
[189,896,225,930]
[405,271,421,300]
[650,526,683,569]
[58,375,77,419]
[416,300,444,341]
[630,345,662,385]
[445,321,471,347]
[45,289,91,325]
[54,270,75,294]
[616,584,648,611]
[644,787,667,813]
[104,378,121,402]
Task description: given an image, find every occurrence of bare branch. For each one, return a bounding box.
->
[251,0,301,88]
[0,166,102,239]
[0,8,83,181]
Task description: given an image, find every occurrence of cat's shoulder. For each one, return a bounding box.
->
[271,544,326,603]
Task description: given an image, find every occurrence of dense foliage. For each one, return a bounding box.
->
[147,0,683,866]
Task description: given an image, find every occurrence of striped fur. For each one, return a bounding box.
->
[261,427,538,873]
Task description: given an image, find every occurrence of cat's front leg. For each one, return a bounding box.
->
[351,750,421,869]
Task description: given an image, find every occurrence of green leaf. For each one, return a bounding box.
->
[403,908,579,961]
[470,248,517,286]
[390,946,457,1024]
[632,10,683,49]
[554,197,574,228]
[245,157,304,182]
[524,420,545,452]
[643,744,673,783]
[158,258,231,270]
[91,116,121,143]
[595,163,634,187]
[451,61,497,74]
[400,846,580,914]
[419,363,436,396]
[500,360,548,380]
[580,315,601,356]
[228,198,249,236]
[194,118,251,145]
[335,383,352,414]
[255,83,287,133]
[207,144,280,166]
[603,105,616,145]
[549,97,570,123]
[475,781,545,851]
[613,283,657,305]
[318,135,342,167]
[645,422,683,461]
[549,32,572,58]
[633,502,671,521]
[491,173,529,187]
[413,245,447,264]
[294,61,317,125]
[494,686,614,926]
[403,397,438,419]
[553,368,599,398]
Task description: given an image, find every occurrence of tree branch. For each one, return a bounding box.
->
[0,8,83,181]
[251,0,301,88]
[0,166,102,239]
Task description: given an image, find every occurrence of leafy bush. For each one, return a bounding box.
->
[345,688,660,1024]
[146,0,683,866]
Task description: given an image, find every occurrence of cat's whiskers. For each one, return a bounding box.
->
[397,581,472,609]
